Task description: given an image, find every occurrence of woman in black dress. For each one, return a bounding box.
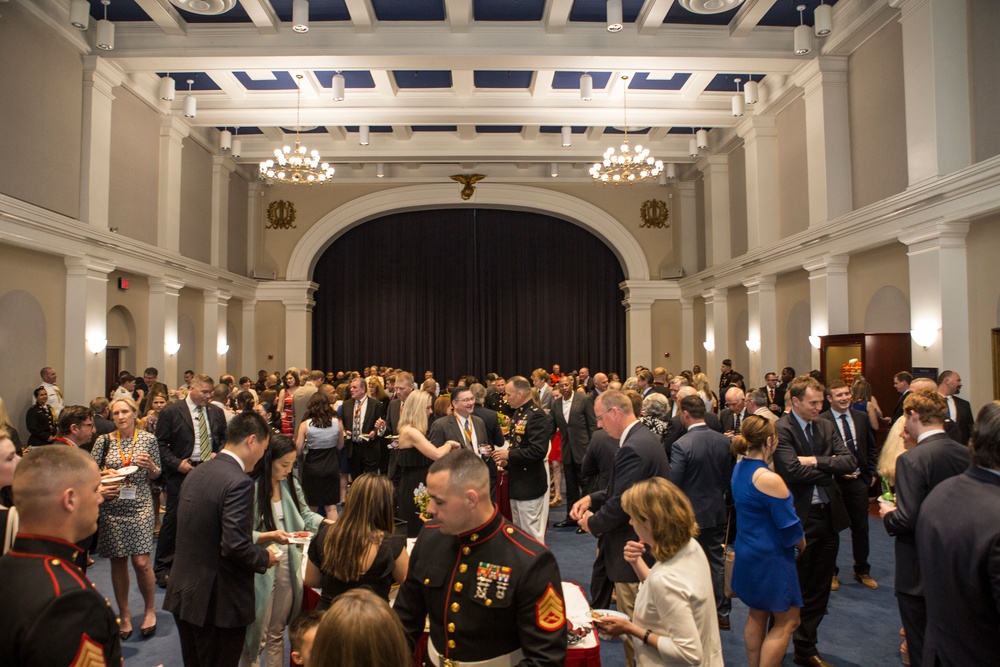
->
[25,386,56,447]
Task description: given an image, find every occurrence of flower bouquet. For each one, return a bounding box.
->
[413,482,432,522]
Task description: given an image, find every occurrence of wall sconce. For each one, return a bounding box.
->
[808,335,821,349]
[703,340,715,352]
[88,338,108,355]
[910,327,938,350]
[218,343,230,356]
[745,338,760,352]
[165,342,181,356]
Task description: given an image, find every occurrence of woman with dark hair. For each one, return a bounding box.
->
[310,588,410,667]
[25,386,56,446]
[304,473,407,610]
[254,401,282,434]
[235,390,256,413]
[295,392,343,520]
[243,434,325,667]
[276,369,299,436]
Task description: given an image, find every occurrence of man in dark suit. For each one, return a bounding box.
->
[880,389,970,667]
[164,412,278,667]
[937,370,974,443]
[429,387,489,456]
[155,373,228,586]
[381,370,414,483]
[917,401,1000,667]
[662,386,724,451]
[139,367,170,415]
[821,380,879,591]
[774,376,856,667]
[576,367,595,394]
[719,386,749,437]
[570,389,670,666]
[552,376,597,528]
[342,376,386,477]
[531,369,554,414]
[774,366,795,414]
[670,395,735,629]
[891,371,912,422]
[90,396,116,436]
[764,371,781,413]
[636,369,669,399]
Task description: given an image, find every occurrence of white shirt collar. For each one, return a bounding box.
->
[917,428,946,443]
[219,449,246,471]
[618,420,640,447]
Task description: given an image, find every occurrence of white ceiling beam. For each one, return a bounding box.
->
[452,70,475,97]
[134,0,188,36]
[369,69,398,97]
[729,0,780,38]
[238,0,281,35]
[679,71,716,101]
[636,0,676,36]
[586,126,606,142]
[521,126,541,141]
[343,0,376,34]
[204,70,248,100]
[458,125,476,141]
[530,70,555,98]
[543,0,575,34]
[647,127,671,141]
[392,125,413,140]
[325,126,348,141]
[444,0,472,33]
[261,127,285,142]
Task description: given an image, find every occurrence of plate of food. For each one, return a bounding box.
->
[589,609,630,641]
[116,465,139,476]
[287,531,312,544]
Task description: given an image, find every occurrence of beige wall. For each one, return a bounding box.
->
[109,86,160,245]
[775,269,812,374]
[776,97,809,239]
[106,270,151,374]
[180,138,213,264]
[695,176,707,271]
[227,175,250,276]
[970,0,1000,163]
[847,243,910,333]
[965,212,1000,409]
[0,3,82,218]
[848,19,908,210]
[177,288,205,375]
[728,145,748,258]
[650,300,682,372]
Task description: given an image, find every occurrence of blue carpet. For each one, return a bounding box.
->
[88,504,903,666]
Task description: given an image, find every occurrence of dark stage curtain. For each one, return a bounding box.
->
[311,208,626,383]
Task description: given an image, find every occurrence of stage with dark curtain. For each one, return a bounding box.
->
[311,208,626,383]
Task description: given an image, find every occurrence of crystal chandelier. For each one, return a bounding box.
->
[590,76,663,185]
[259,75,335,185]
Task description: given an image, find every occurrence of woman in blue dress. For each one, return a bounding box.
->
[731,415,806,667]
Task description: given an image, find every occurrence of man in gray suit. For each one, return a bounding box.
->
[291,370,324,434]
[746,387,780,423]
[552,376,597,528]
[670,394,735,629]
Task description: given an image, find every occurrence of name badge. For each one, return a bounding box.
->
[120,487,137,500]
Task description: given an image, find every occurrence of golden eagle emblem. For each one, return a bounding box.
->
[449,174,486,201]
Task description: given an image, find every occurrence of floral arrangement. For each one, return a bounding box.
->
[497,412,510,436]
[413,482,432,521]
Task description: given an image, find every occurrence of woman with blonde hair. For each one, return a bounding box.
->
[303,473,407,609]
[367,376,390,410]
[594,477,723,666]
[0,428,21,553]
[310,588,411,667]
[730,415,806,667]
[91,395,162,640]
[395,390,456,536]
[0,398,22,452]
[692,373,718,413]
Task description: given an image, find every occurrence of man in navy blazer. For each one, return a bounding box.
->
[670,395,735,628]
[821,380,879,590]
[880,389,970,667]
[917,401,1000,667]
[570,389,669,666]
[552,376,597,527]
[774,376,856,667]
[164,412,277,667]
[154,373,228,586]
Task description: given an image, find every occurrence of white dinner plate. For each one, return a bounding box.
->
[590,609,630,641]
[101,476,125,484]
[116,465,139,476]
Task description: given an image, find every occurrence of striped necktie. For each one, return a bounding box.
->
[196,406,212,460]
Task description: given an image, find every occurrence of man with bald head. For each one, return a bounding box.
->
[0,446,122,665]
[720,386,748,439]
[591,372,609,400]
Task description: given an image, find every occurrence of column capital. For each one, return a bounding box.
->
[695,154,729,174]
[64,256,115,277]
[147,276,185,294]
[160,114,191,142]
[793,56,850,92]
[242,298,258,312]
[702,287,728,304]
[742,274,777,291]
[736,115,777,142]
[890,0,931,20]
[898,220,970,249]
[257,280,318,304]
[81,56,124,98]
[620,279,680,308]
[212,155,238,174]
[676,180,697,193]
[679,296,694,309]
[803,254,850,276]
[203,288,232,305]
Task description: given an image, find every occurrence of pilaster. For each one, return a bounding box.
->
[80,57,123,228]
[64,257,115,404]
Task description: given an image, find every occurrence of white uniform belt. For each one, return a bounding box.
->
[427,638,524,667]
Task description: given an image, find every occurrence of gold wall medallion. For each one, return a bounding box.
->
[639,199,670,229]
[266,200,297,229]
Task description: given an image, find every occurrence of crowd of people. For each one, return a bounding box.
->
[0,360,996,667]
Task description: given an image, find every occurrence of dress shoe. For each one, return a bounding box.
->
[575,527,586,534]
[830,574,839,591]
[119,630,133,642]
[155,574,169,589]
[140,625,157,639]
[793,653,836,667]
[553,519,577,528]
[854,573,879,590]
[717,615,730,631]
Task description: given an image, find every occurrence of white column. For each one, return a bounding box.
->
[283,282,318,370]
[899,220,970,376]
[680,297,694,373]
[621,292,653,373]
[64,257,115,405]
[793,57,853,227]
[677,182,699,277]
[698,156,731,267]
[147,276,184,389]
[703,288,729,375]
[242,299,257,378]
[158,116,190,252]
[744,275,777,386]
[202,289,230,380]
[246,181,262,275]
[211,156,237,268]
[894,0,972,186]
[804,255,850,367]
[79,57,122,228]
[738,116,779,249]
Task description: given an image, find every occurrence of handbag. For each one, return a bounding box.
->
[723,507,736,599]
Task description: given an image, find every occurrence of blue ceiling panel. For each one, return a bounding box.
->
[474,71,534,89]
[271,0,351,22]
[664,1,739,25]
[412,125,458,132]
[569,0,644,23]
[704,73,766,92]
[87,0,150,22]
[605,126,650,135]
[229,127,264,135]
[279,126,329,134]
[759,0,840,28]
[314,71,377,89]
[667,127,711,134]
[157,73,221,91]
[371,0,445,21]
[393,70,453,88]
[475,126,523,133]
[474,0,544,21]
[540,126,588,133]
[628,72,691,91]
[552,71,613,90]
[344,126,394,133]
[233,71,299,91]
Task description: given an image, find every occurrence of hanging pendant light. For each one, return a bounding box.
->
[69,0,90,30]
[95,0,115,51]
[732,78,745,117]
[815,1,832,37]
[376,163,385,178]
[697,128,709,149]
[332,72,346,101]
[220,128,232,151]
[744,76,759,105]
[292,0,309,33]
[794,5,812,55]
[231,128,242,158]
[606,0,623,32]
[689,131,699,157]
[359,125,370,146]
[159,75,176,101]
[666,163,677,179]
[183,79,197,118]
[580,73,593,101]
[561,126,572,147]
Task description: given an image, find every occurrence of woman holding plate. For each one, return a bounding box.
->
[242,434,326,667]
[91,395,162,640]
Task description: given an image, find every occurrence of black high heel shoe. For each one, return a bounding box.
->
[140,624,157,639]
[119,629,133,641]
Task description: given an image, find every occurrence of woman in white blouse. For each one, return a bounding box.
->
[594,477,724,666]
